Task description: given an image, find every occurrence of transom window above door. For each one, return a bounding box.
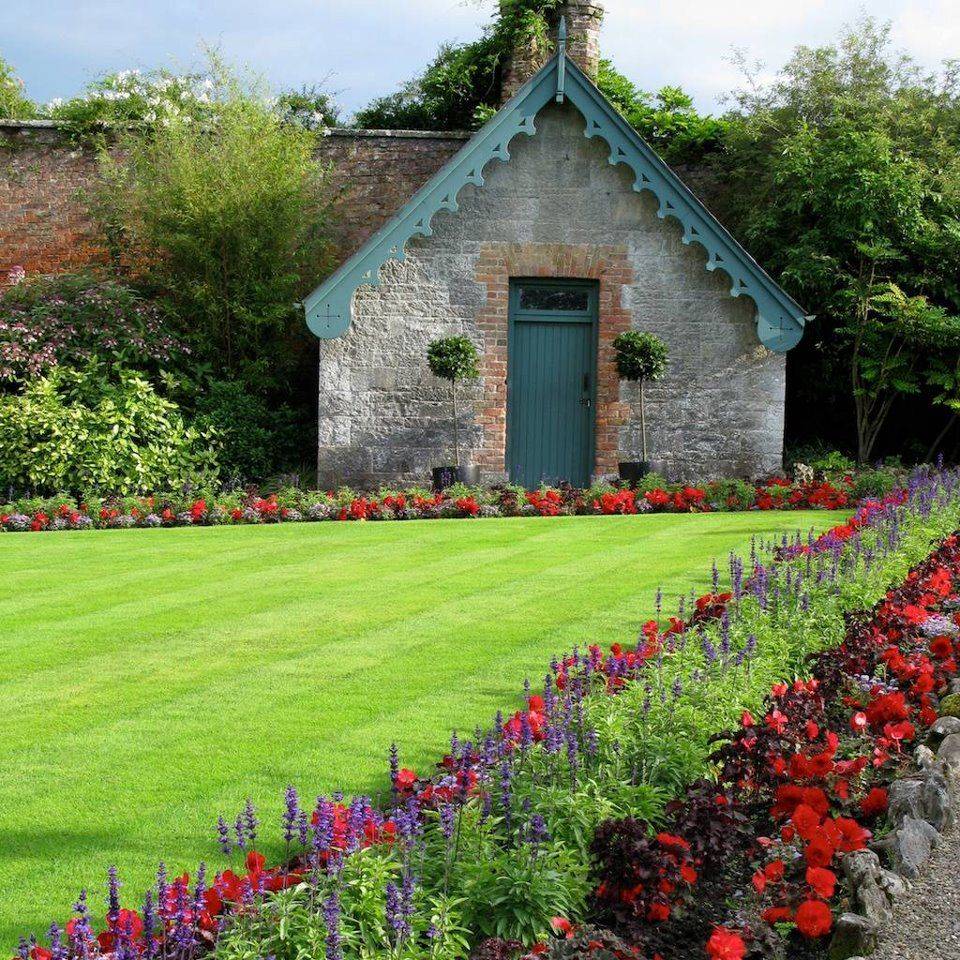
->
[516,283,593,314]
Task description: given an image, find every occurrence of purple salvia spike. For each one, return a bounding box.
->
[48,923,65,960]
[234,814,246,851]
[324,890,343,960]
[216,815,232,856]
[389,743,400,802]
[107,865,121,925]
[243,798,259,847]
[141,892,156,960]
[282,785,300,845]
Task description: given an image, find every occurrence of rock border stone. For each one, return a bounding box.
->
[828,719,960,959]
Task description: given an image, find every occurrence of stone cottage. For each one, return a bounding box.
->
[0,0,807,489]
[304,1,808,488]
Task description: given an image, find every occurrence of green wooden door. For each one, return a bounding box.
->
[507,281,598,488]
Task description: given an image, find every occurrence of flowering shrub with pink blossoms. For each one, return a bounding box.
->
[11,467,960,960]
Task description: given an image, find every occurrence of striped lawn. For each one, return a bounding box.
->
[0,512,845,945]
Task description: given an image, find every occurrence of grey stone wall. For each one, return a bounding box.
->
[317,104,786,487]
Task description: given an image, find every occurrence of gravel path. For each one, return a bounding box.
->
[872,797,960,960]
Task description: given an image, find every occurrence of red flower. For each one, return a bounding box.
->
[865,691,909,729]
[394,768,417,792]
[795,899,833,938]
[792,804,822,841]
[901,604,930,624]
[550,917,573,938]
[884,720,916,744]
[835,817,870,852]
[931,636,954,660]
[804,834,836,868]
[706,927,747,960]
[656,832,691,851]
[806,866,837,899]
[761,906,795,924]
[647,902,671,922]
[859,787,889,818]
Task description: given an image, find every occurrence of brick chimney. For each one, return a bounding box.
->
[500,1,604,104]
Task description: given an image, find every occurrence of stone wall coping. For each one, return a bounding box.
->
[0,117,471,141]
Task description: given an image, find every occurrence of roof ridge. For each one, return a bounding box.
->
[303,55,808,352]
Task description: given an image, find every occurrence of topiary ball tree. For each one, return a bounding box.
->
[427,336,480,467]
[612,331,669,462]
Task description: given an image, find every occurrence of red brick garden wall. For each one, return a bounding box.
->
[0,121,469,280]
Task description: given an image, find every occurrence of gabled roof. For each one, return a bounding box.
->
[304,44,809,352]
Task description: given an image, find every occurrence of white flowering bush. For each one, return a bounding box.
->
[47,69,217,138]
[45,64,335,141]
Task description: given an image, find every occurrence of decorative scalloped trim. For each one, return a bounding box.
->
[304,57,806,352]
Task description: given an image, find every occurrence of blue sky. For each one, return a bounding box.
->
[3,0,958,118]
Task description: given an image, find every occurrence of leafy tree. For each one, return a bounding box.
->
[716,16,960,461]
[353,7,721,163]
[427,336,480,466]
[597,62,725,162]
[95,61,331,392]
[0,55,35,119]
[354,0,564,131]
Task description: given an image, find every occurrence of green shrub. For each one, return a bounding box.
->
[704,478,757,510]
[0,366,219,495]
[95,60,330,393]
[194,380,302,483]
[848,467,897,500]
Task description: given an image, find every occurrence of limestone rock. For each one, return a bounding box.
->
[888,779,924,824]
[884,816,941,878]
[841,850,893,925]
[929,716,960,747]
[829,914,879,960]
[915,744,936,770]
[938,732,960,780]
[920,769,953,832]
[878,868,908,900]
[887,773,952,832]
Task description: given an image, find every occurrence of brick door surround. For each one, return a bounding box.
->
[474,242,634,479]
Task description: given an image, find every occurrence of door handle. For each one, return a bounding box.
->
[579,398,592,407]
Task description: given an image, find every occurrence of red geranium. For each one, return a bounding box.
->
[859,787,889,818]
[805,866,836,899]
[706,927,747,960]
[795,899,833,938]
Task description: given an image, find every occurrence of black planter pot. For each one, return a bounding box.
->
[618,461,651,485]
[432,464,480,491]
